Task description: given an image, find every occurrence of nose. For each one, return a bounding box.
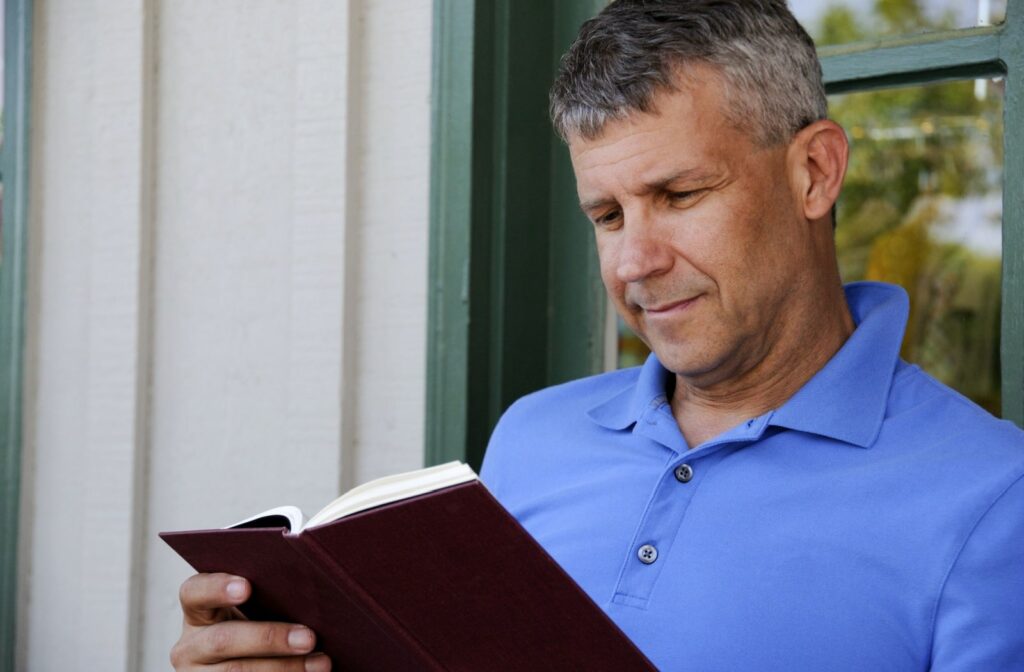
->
[614,212,674,284]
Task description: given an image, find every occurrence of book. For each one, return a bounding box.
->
[160,461,655,671]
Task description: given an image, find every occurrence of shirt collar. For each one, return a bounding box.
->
[587,350,673,431]
[587,281,909,448]
[769,282,908,447]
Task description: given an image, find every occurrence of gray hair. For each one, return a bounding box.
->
[550,0,828,146]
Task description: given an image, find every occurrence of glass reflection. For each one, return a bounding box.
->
[791,0,1007,47]
[833,79,1003,413]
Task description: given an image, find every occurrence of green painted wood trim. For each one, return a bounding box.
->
[999,1,1024,426]
[427,0,558,471]
[821,26,1005,94]
[485,1,558,423]
[426,0,477,468]
[0,0,32,668]
[426,0,606,469]
[546,0,608,385]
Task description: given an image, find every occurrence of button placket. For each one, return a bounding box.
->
[612,452,721,607]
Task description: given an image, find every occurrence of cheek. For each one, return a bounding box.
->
[674,205,751,282]
[714,212,800,316]
[679,204,777,314]
[595,239,621,291]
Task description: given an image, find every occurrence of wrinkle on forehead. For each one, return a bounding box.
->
[571,118,734,206]
[570,125,675,169]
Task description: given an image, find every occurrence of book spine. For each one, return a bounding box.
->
[294,532,447,671]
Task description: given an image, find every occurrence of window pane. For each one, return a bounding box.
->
[792,0,1006,48]
[833,78,1003,414]
[614,78,1004,415]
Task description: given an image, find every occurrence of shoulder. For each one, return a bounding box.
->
[480,366,640,489]
[885,361,1024,484]
[889,362,1024,447]
[499,366,640,427]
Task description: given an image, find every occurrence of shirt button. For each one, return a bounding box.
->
[674,464,694,483]
[637,544,658,564]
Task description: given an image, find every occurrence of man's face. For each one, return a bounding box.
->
[570,68,816,385]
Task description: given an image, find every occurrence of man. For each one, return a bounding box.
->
[172,1,1024,670]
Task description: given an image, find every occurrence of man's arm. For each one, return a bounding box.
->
[930,472,1024,669]
[171,573,331,671]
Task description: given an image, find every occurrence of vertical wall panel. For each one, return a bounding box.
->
[22,0,433,667]
[348,0,432,484]
[23,0,154,669]
[139,2,350,668]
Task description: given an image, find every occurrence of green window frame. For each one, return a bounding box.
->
[0,0,32,669]
[426,1,1024,471]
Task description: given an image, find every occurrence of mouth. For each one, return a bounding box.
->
[644,295,703,315]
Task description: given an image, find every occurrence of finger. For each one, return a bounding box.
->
[179,573,250,626]
[201,653,331,672]
[190,621,318,663]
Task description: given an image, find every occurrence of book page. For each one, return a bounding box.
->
[303,461,477,531]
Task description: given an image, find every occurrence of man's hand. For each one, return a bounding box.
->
[171,573,331,671]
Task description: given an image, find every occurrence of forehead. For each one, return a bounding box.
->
[568,72,746,191]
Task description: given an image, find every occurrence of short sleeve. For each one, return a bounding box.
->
[930,472,1024,669]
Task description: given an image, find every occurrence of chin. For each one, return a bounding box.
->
[649,344,719,379]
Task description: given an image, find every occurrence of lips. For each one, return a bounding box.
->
[645,295,702,314]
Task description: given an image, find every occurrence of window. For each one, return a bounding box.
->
[815,2,1022,424]
[832,80,1004,413]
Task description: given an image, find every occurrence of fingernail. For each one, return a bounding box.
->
[289,626,314,651]
[305,653,331,672]
[225,579,246,601]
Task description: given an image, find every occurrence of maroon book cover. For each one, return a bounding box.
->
[161,481,656,671]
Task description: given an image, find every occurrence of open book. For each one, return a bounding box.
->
[161,462,654,671]
[228,461,477,533]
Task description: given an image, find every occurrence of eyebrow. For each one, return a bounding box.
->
[578,167,712,213]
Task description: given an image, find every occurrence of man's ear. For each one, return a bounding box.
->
[788,120,849,222]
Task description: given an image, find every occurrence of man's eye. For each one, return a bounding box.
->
[668,190,702,202]
[594,210,622,227]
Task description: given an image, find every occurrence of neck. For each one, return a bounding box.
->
[670,282,854,448]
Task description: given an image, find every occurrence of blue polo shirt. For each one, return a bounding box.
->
[481,282,1024,671]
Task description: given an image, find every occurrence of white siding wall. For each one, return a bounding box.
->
[18,1,432,669]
